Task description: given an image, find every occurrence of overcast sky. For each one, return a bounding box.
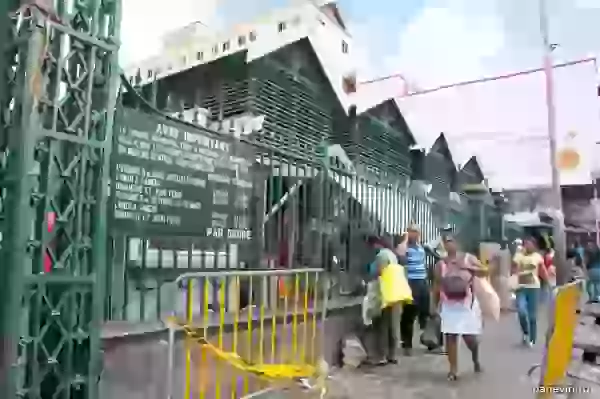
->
[121,0,600,89]
[119,0,600,188]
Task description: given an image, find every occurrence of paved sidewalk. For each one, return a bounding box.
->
[327,312,547,399]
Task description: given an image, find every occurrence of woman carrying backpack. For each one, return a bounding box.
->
[432,235,487,381]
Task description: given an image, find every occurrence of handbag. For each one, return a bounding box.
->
[473,277,500,321]
[420,314,441,349]
[508,274,520,291]
[361,281,382,326]
[379,263,413,308]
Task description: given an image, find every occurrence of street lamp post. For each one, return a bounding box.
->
[538,0,569,285]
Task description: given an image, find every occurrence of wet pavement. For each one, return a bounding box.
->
[326,312,549,399]
[100,304,597,398]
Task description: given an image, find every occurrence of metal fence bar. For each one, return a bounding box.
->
[105,166,489,324]
[103,68,497,329]
[174,269,324,282]
[165,268,325,398]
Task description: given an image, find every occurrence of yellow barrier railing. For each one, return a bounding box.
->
[528,281,581,398]
[164,268,328,399]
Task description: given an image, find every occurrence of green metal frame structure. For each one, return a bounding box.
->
[1,1,121,397]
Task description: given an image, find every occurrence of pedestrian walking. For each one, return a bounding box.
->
[365,235,401,365]
[432,235,485,381]
[585,242,600,303]
[566,243,585,282]
[575,239,585,265]
[511,236,547,347]
[397,224,430,356]
[539,247,555,303]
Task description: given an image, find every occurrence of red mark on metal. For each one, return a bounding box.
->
[44,212,55,273]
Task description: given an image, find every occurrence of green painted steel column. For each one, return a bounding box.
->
[1,1,122,398]
[1,5,45,396]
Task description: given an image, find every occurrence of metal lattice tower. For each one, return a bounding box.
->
[0,1,121,398]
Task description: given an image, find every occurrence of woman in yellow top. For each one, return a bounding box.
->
[511,236,548,347]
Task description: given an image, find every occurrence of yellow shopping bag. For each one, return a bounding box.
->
[379,264,413,308]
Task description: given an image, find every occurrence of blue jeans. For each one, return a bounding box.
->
[587,268,600,302]
[515,288,539,343]
[539,280,550,304]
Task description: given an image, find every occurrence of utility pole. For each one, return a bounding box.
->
[538,0,569,285]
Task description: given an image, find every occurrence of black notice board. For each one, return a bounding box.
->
[109,108,255,241]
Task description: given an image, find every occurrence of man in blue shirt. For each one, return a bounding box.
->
[397,224,430,356]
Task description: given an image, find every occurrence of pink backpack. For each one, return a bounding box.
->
[440,253,473,300]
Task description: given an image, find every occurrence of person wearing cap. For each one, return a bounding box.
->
[425,225,454,260]
[397,223,430,356]
[424,225,454,289]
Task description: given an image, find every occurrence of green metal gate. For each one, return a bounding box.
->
[0,2,121,398]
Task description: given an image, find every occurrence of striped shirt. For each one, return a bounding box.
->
[405,244,427,280]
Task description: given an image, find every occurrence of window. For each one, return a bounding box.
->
[341,40,348,54]
[222,41,230,52]
[237,35,246,46]
[212,45,219,54]
[249,31,257,41]
[147,70,153,79]
[196,51,203,61]
[182,55,187,64]
[277,22,286,32]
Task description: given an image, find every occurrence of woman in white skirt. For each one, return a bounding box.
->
[433,235,488,381]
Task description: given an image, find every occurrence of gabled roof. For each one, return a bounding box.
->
[354,75,406,114]
[126,1,355,115]
[429,133,456,168]
[318,2,347,31]
[459,156,485,182]
[351,78,472,170]
[357,98,417,145]
[395,97,477,170]
[427,133,460,194]
[349,75,417,145]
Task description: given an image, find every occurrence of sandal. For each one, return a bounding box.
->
[474,362,483,373]
[367,359,387,366]
[447,372,458,381]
